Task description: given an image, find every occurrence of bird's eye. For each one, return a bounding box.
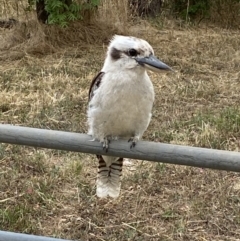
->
[128,48,138,57]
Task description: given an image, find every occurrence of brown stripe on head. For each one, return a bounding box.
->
[110,47,121,60]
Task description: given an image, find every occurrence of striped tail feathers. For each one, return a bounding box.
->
[108,158,123,198]
[96,155,110,198]
[96,155,123,198]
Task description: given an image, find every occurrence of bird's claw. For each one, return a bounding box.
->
[128,136,139,149]
[130,141,136,149]
[102,137,110,152]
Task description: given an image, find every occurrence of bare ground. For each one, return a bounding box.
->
[0,20,240,241]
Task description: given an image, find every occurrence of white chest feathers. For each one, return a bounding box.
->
[87,69,154,141]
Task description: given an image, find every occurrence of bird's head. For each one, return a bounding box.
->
[102,35,173,73]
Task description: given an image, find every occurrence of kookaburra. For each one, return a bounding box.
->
[87,35,172,198]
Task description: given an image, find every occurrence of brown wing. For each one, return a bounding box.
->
[88,72,105,101]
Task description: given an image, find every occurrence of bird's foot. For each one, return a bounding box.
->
[128,136,140,149]
[102,137,110,152]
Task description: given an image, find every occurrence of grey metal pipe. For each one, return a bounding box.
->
[0,231,73,241]
[0,124,240,172]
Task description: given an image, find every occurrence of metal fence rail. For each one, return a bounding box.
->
[0,124,240,172]
[0,231,74,241]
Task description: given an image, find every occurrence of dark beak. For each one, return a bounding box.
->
[135,55,173,73]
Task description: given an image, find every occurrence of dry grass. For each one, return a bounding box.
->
[1,4,240,241]
[208,0,240,29]
[0,17,120,60]
[0,0,129,58]
[163,0,240,29]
